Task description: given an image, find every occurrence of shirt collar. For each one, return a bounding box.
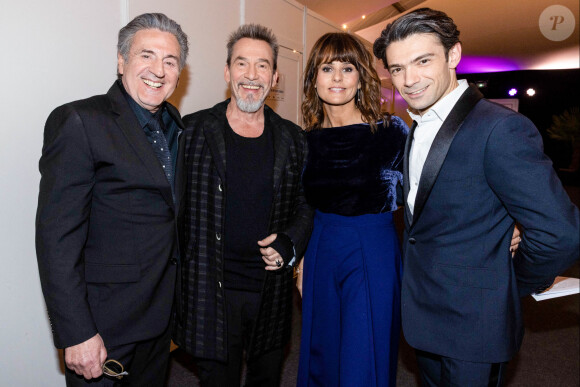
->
[408,79,469,124]
[117,79,165,128]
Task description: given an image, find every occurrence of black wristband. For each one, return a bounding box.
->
[268,233,294,265]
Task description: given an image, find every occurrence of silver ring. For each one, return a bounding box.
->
[275,260,281,267]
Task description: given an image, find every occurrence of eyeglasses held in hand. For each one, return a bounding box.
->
[102,359,129,379]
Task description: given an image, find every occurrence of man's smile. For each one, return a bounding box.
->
[142,79,163,88]
[406,86,428,96]
[240,83,262,90]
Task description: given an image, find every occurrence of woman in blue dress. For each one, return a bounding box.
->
[297,32,409,387]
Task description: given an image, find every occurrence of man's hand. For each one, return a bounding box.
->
[64,333,107,380]
[511,224,522,257]
[258,234,284,271]
[296,258,304,297]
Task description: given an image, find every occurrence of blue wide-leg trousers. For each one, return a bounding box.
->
[298,211,402,387]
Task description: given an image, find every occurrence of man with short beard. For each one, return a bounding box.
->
[173,24,313,386]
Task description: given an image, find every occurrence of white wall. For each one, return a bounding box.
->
[246,0,304,51]
[305,9,342,64]
[0,1,120,384]
[0,0,339,385]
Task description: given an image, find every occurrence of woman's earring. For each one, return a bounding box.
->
[357,88,361,104]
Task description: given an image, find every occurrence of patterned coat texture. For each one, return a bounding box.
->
[173,100,314,361]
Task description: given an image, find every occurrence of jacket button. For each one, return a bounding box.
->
[216,233,221,240]
[218,184,222,192]
[409,238,416,244]
[218,281,222,288]
[170,258,177,265]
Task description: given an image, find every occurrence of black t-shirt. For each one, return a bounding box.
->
[223,122,274,292]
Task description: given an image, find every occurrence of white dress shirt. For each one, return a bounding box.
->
[407,80,469,215]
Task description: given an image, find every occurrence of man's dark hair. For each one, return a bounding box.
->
[226,24,279,71]
[373,8,460,68]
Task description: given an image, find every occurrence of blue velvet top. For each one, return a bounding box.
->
[303,116,409,216]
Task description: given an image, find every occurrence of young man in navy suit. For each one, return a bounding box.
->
[374,8,579,386]
[36,13,188,386]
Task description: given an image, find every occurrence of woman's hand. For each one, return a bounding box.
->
[295,258,304,298]
[511,224,522,257]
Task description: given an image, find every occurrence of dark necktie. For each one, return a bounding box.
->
[147,113,175,197]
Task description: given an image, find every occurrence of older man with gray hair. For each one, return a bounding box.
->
[36,13,188,386]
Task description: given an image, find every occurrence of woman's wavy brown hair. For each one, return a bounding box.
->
[302,32,385,132]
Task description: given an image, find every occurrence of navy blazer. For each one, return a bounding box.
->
[401,85,579,363]
[36,82,183,349]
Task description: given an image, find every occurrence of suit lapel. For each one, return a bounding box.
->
[108,83,175,208]
[203,107,228,184]
[268,107,291,193]
[168,103,185,211]
[403,121,417,227]
[412,85,483,225]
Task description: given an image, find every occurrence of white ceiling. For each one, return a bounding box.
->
[296,0,424,30]
[296,0,579,74]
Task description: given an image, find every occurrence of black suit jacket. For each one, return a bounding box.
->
[401,85,579,363]
[173,100,314,361]
[36,82,184,349]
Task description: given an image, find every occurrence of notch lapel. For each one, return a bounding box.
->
[167,103,185,210]
[108,83,175,208]
[203,110,227,184]
[412,85,483,225]
[268,108,291,194]
[403,121,417,227]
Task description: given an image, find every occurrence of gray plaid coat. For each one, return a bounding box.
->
[173,100,313,361]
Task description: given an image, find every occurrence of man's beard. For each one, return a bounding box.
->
[233,82,269,113]
[236,95,267,112]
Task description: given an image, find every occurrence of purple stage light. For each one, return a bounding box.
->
[457,56,520,74]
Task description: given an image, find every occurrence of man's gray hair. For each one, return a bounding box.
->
[226,24,279,71]
[118,13,189,70]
